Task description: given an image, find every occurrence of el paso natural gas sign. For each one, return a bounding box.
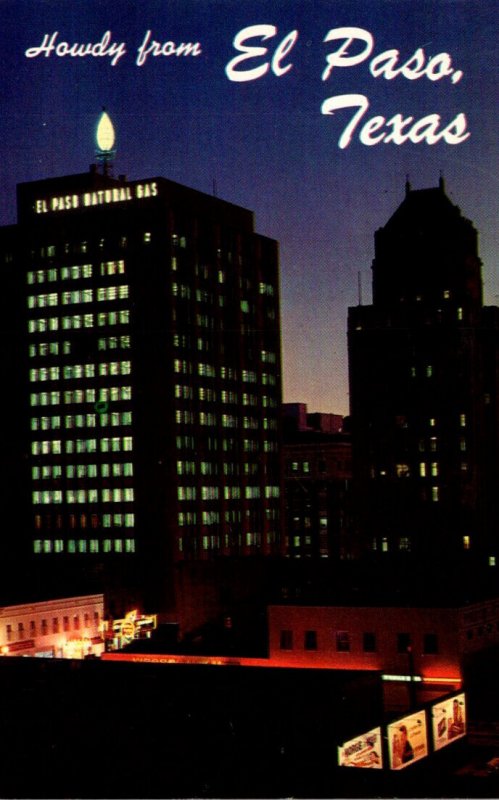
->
[33,180,158,214]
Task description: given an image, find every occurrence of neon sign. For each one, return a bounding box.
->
[34,181,158,214]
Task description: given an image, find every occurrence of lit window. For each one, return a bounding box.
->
[463,535,471,550]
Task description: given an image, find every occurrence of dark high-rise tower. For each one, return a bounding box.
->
[0,162,283,615]
[348,179,499,566]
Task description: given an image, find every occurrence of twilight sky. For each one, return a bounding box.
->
[0,0,497,414]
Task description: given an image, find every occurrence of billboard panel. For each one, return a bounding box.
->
[338,727,383,769]
[431,693,466,751]
[387,711,428,770]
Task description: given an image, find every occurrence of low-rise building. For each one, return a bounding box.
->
[268,595,499,711]
[0,594,104,658]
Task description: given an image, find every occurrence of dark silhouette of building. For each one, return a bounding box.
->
[0,166,283,616]
[348,178,499,567]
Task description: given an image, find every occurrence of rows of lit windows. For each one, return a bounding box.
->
[29,341,71,357]
[27,265,93,284]
[97,310,130,326]
[33,538,135,554]
[28,317,59,333]
[32,361,132,381]
[176,410,194,424]
[261,350,276,363]
[176,461,196,475]
[224,486,241,499]
[174,359,192,374]
[98,335,131,351]
[202,511,220,525]
[178,512,197,526]
[221,390,237,404]
[175,385,194,400]
[221,414,237,428]
[28,289,95,308]
[198,363,216,378]
[201,486,219,500]
[56,411,132,428]
[32,463,133,479]
[259,282,275,296]
[178,486,196,501]
[242,370,257,383]
[29,366,60,382]
[96,285,129,301]
[30,386,131,406]
[31,416,61,431]
[262,373,276,386]
[172,283,191,298]
[61,314,95,330]
[101,260,125,276]
[419,462,439,478]
[199,412,217,426]
[32,487,134,504]
[32,437,133,455]
[199,387,216,402]
[103,512,135,526]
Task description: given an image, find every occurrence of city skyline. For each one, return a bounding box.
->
[0,0,497,414]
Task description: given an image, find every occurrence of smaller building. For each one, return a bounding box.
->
[283,413,352,558]
[268,595,499,711]
[0,594,104,658]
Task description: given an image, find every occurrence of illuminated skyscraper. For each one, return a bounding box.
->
[0,158,282,613]
[348,179,499,566]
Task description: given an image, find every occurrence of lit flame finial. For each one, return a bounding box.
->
[96,109,115,153]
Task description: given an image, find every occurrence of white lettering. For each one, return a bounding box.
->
[225,24,276,82]
[322,27,373,81]
[136,30,202,66]
[321,95,471,148]
[25,31,126,66]
[225,25,297,82]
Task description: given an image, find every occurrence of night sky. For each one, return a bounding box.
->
[1,0,496,414]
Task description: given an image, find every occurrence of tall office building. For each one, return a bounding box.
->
[348,179,499,566]
[0,158,283,613]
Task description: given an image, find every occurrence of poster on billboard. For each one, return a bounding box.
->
[338,727,383,769]
[387,712,428,770]
[431,693,466,751]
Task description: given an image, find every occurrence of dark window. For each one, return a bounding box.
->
[397,632,411,653]
[336,631,350,652]
[280,630,293,650]
[304,630,317,650]
[423,633,438,654]
[363,632,376,652]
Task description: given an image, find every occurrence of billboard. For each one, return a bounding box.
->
[431,693,466,751]
[387,712,428,770]
[338,727,383,769]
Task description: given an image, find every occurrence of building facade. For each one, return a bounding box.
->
[348,179,499,565]
[268,596,499,710]
[0,594,104,659]
[0,167,283,614]
[284,431,352,559]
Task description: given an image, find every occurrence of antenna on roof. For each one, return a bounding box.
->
[439,171,445,193]
[405,174,411,196]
